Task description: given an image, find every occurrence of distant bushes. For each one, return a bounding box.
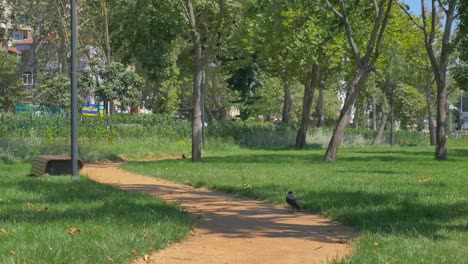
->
[208,120,434,148]
[0,113,453,163]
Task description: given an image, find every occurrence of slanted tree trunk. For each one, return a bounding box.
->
[315,79,325,127]
[296,64,319,149]
[371,105,388,145]
[187,0,203,162]
[324,0,393,162]
[325,66,369,161]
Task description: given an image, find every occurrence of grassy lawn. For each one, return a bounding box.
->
[0,163,191,264]
[122,146,468,263]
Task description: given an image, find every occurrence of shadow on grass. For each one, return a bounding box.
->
[125,155,467,241]
[208,184,468,240]
[0,175,189,227]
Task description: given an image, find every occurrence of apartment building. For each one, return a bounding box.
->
[1,0,35,92]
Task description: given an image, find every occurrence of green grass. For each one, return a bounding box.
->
[122,146,468,264]
[0,163,192,264]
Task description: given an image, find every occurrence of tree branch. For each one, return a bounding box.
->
[364,0,388,62]
[325,0,344,19]
[396,1,424,30]
[436,0,448,14]
[371,0,379,16]
[429,0,436,45]
[372,0,394,65]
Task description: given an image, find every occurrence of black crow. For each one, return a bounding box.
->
[182,154,186,159]
[286,191,301,211]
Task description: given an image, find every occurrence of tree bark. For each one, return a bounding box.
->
[296,64,318,149]
[102,0,111,65]
[187,0,203,162]
[324,66,369,162]
[315,79,325,127]
[424,70,436,145]
[352,96,360,128]
[371,105,388,145]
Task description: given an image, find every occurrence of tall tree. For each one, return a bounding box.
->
[399,0,458,160]
[0,53,24,112]
[323,0,394,162]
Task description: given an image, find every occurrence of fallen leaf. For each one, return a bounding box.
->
[68,227,81,236]
[143,254,149,262]
[27,203,37,209]
[184,180,191,186]
[131,249,137,255]
[418,176,432,182]
[0,228,7,234]
[10,250,17,256]
[373,241,379,247]
[106,256,113,262]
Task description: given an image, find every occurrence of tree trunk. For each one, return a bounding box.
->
[281,70,292,124]
[188,0,203,162]
[371,105,388,145]
[425,92,436,146]
[315,79,325,128]
[324,66,369,162]
[418,0,457,160]
[102,0,111,65]
[352,96,360,128]
[324,0,393,162]
[296,64,318,149]
[435,79,447,160]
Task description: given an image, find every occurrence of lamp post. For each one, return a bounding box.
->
[201,62,218,147]
[70,0,78,178]
[390,82,394,147]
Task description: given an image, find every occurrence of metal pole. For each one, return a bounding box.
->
[372,95,376,130]
[201,68,205,147]
[70,0,79,178]
[390,83,394,147]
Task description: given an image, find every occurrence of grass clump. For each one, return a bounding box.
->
[0,163,192,264]
[122,146,468,263]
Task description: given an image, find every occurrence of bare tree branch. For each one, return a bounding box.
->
[325,0,344,19]
[371,0,379,16]
[396,0,424,30]
[338,0,361,60]
[372,0,394,65]
[429,0,436,45]
[364,0,388,62]
[436,0,448,14]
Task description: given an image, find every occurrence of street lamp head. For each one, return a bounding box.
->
[207,62,218,68]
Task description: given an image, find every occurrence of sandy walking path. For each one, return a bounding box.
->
[83,163,356,264]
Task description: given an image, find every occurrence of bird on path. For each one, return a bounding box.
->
[182,154,187,159]
[286,191,301,212]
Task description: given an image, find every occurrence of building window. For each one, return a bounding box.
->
[20,16,30,26]
[23,73,33,85]
[13,30,24,40]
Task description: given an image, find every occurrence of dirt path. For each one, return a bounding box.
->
[83,163,356,264]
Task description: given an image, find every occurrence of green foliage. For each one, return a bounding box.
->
[392,84,426,130]
[81,61,144,109]
[0,114,191,162]
[123,146,468,264]
[0,163,191,263]
[0,53,25,112]
[35,74,88,113]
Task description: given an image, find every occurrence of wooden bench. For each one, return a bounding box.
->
[31,155,84,176]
